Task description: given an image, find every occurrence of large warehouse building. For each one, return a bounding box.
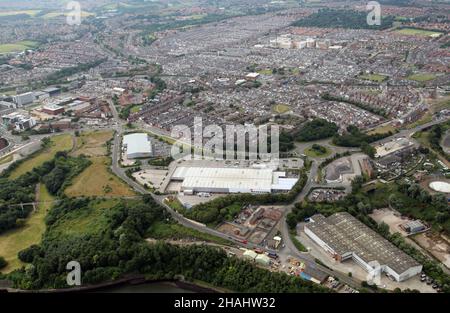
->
[304,212,422,282]
[122,133,153,159]
[171,166,298,194]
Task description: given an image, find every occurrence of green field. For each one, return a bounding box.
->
[396,28,443,37]
[407,113,433,129]
[164,197,185,212]
[0,40,39,54]
[367,124,396,136]
[289,231,308,252]
[407,73,436,82]
[46,198,118,240]
[73,130,113,157]
[0,154,13,165]
[0,184,54,273]
[359,73,388,82]
[258,69,273,75]
[148,131,176,145]
[65,156,135,197]
[147,221,232,245]
[130,105,142,114]
[304,145,332,158]
[9,134,73,179]
[272,104,291,114]
[41,11,94,19]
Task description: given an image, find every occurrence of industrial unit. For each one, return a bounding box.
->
[42,104,65,116]
[402,220,426,234]
[13,92,34,107]
[171,166,298,194]
[122,133,153,159]
[304,212,422,282]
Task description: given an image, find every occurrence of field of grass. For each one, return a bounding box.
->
[9,134,73,179]
[164,197,184,212]
[130,105,142,114]
[413,131,432,148]
[258,69,273,75]
[407,73,436,82]
[0,89,16,96]
[0,40,39,54]
[407,97,450,129]
[187,14,207,20]
[407,112,433,129]
[65,156,135,197]
[289,230,307,252]
[73,130,113,157]
[304,145,332,158]
[0,184,54,273]
[367,124,396,135]
[272,104,291,114]
[46,198,118,240]
[359,73,388,82]
[147,221,232,246]
[431,96,450,112]
[0,10,41,17]
[0,154,13,165]
[41,11,94,19]
[396,28,443,37]
[148,131,176,145]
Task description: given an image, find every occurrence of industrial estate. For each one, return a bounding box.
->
[0,0,449,299]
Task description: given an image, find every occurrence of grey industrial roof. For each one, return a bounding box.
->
[306,212,420,275]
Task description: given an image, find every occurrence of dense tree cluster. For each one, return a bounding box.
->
[42,152,91,195]
[333,125,392,148]
[9,195,328,293]
[0,152,90,234]
[427,123,450,161]
[0,256,7,270]
[292,9,395,30]
[148,156,174,167]
[332,125,392,158]
[44,59,106,85]
[393,183,449,231]
[294,119,338,142]
[310,144,327,154]
[0,176,36,234]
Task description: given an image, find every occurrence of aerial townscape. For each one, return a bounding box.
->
[0,0,450,300]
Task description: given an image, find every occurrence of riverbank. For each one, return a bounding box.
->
[1,275,220,293]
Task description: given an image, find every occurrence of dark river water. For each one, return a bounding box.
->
[96,281,195,293]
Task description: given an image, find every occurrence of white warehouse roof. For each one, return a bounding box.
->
[172,166,298,193]
[123,133,152,159]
